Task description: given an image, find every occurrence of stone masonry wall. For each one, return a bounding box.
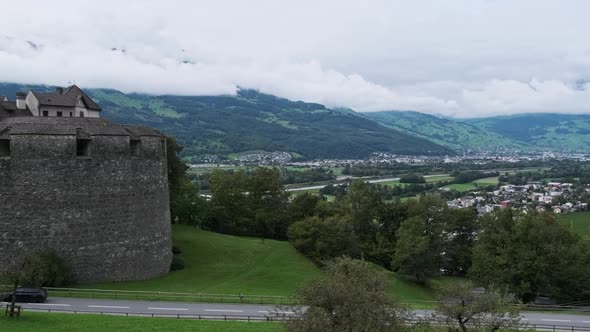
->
[0,132,172,282]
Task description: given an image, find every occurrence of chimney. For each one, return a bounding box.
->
[56,87,64,94]
[15,92,26,110]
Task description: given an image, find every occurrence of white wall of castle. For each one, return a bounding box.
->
[24,92,100,118]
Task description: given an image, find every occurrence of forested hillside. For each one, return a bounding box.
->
[364,111,532,152]
[466,113,590,152]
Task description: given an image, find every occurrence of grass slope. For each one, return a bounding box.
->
[0,313,281,332]
[82,225,321,296]
[79,225,434,303]
[557,212,590,240]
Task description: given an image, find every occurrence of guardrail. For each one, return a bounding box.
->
[21,308,590,331]
[44,287,297,305]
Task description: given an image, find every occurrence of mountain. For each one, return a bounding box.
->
[364,111,532,153]
[465,113,590,152]
[0,83,452,160]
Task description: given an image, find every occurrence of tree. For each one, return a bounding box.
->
[288,216,360,263]
[392,216,439,283]
[434,281,522,332]
[470,210,590,303]
[165,136,190,223]
[442,208,478,276]
[337,180,382,243]
[364,202,409,269]
[282,257,410,332]
[2,252,42,317]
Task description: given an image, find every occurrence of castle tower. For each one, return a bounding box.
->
[0,89,172,282]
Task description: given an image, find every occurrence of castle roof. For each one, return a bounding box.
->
[31,85,102,111]
[0,117,162,137]
[0,101,33,121]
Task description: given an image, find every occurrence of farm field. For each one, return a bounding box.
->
[444,183,478,192]
[473,176,500,186]
[425,174,454,183]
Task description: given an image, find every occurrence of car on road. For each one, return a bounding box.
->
[1,288,48,303]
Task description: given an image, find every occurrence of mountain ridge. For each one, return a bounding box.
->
[2,82,590,158]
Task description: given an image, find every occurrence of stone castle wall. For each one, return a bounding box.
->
[0,118,172,282]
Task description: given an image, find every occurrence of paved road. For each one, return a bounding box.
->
[287,177,401,192]
[8,297,590,328]
[286,174,448,192]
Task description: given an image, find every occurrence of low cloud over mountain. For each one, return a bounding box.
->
[2,0,590,117]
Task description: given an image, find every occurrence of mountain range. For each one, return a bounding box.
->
[2,82,590,160]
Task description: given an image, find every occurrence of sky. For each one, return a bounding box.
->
[1,0,589,118]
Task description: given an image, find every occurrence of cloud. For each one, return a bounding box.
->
[1,0,589,117]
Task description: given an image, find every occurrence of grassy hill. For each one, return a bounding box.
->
[82,225,321,296]
[0,83,452,160]
[80,225,434,303]
[364,111,532,152]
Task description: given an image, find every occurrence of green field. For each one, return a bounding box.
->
[82,225,321,296]
[425,175,454,183]
[444,183,477,192]
[473,176,500,186]
[78,226,435,303]
[0,313,281,332]
[557,212,590,240]
[379,180,406,187]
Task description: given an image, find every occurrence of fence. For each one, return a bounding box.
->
[44,287,297,305]
[21,307,590,331]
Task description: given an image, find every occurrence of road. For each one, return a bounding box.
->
[10,297,590,328]
[286,177,401,192]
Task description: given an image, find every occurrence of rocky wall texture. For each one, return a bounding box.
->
[0,120,172,282]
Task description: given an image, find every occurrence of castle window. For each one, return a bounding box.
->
[76,138,91,157]
[0,139,10,157]
[69,112,73,117]
[57,111,63,117]
[42,111,48,117]
[80,112,85,118]
[130,139,142,157]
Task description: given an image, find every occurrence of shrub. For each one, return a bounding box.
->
[20,249,74,287]
[170,256,185,271]
[172,245,182,255]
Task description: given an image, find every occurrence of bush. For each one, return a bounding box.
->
[170,256,185,271]
[172,245,182,255]
[288,216,360,263]
[20,249,74,287]
[399,173,425,183]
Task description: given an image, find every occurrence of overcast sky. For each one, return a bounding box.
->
[1,0,589,117]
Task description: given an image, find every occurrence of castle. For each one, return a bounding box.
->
[0,86,172,282]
